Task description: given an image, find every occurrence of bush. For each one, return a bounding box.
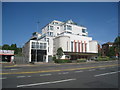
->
[77,58,87,62]
[54,59,72,63]
[95,56,110,61]
[52,56,56,61]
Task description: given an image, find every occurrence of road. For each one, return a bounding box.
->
[1,60,119,88]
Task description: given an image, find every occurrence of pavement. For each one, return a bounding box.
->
[1,60,119,88]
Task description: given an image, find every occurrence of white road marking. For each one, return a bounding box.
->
[94,71,120,77]
[0,77,7,79]
[58,73,62,75]
[17,76,26,78]
[17,78,76,87]
[27,76,31,77]
[40,74,52,76]
[88,69,95,71]
[10,69,18,70]
[58,72,69,75]
[75,71,83,73]
[62,72,69,74]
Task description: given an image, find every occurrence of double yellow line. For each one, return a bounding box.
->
[1,64,119,75]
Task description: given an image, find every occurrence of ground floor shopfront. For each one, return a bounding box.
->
[64,52,98,60]
[0,50,14,62]
[30,49,48,62]
[1,55,14,62]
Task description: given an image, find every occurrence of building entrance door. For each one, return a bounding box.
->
[31,49,47,62]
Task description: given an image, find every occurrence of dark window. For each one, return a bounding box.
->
[67,25,72,30]
[82,43,84,52]
[64,25,66,30]
[71,41,73,52]
[32,42,36,48]
[82,29,86,33]
[50,26,53,30]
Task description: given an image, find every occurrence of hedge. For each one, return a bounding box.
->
[54,59,72,63]
[95,56,110,61]
[77,58,87,62]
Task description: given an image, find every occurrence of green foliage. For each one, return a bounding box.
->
[95,56,110,61]
[77,58,87,62]
[52,56,56,61]
[107,46,115,57]
[2,44,10,50]
[2,44,22,55]
[114,36,120,54]
[114,36,120,46]
[54,59,72,63]
[56,47,63,59]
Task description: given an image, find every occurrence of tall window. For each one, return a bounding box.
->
[47,38,49,45]
[75,42,77,52]
[64,25,66,30]
[50,32,53,36]
[50,26,53,30]
[78,42,80,52]
[32,42,36,49]
[48,47,49,52]
[82,43,84,52]
[40,43,43,49]
[47,26,49,30]
[71,41,73,52]
[36,42,39,49]
[43,43,46,49]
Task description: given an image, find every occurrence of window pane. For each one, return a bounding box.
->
[67,25,72,30]
[32,42,36,48]
[36,42,39,49]
[50,26,53,30]
[71,41,73,52]
[82,29,86,33]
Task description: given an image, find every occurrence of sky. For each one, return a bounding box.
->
[2,2,118,47]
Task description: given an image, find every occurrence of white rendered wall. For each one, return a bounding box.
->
[53,36,70,55]
[41,20,88,37]
[53,33,98,54]
[89,41,98,53]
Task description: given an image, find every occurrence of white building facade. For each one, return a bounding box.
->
[23,20,98,63]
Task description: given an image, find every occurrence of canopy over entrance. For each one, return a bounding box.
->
[64,52,97,60]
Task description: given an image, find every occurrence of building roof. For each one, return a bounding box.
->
[102,42,113,46]
[41,19,86,29]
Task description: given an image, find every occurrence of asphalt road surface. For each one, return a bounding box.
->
[1,60,119,88]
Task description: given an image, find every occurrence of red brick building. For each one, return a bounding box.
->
[102,42,113,57]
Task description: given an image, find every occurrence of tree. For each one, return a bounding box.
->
[114,36,120,57]
[10,44,18,54]
[2,44,10,50]
[107,46,115,57]
[56,47,63,59]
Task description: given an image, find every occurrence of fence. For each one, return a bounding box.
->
[14,56,29,64]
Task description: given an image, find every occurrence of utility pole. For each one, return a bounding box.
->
[35,20,40,63]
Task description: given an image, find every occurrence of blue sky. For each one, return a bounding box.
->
[2,2,118,47]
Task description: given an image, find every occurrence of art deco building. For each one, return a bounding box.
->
[23,20,98,63]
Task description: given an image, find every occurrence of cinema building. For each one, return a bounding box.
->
[23,20,98,63]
